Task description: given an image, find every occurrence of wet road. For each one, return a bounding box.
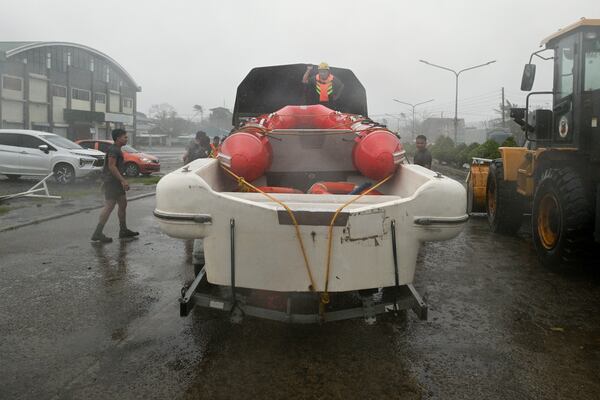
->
[1,197,599,399]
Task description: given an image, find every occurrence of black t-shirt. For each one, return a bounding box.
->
[103,144,124,182]
[413,149,432,169]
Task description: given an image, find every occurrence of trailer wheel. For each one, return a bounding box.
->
[486,160,525,234]
[532,167,593,268]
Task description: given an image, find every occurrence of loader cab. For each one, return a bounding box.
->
[519,20,600,158]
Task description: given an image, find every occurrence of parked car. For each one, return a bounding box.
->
[0,129,105,184]
[76,140,160,177]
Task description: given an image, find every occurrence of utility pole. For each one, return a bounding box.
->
[419,59,496,143]
[501,87,506,128]
[384,113,403,134]
[392,98,434,141]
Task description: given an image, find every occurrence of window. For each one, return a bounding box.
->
[584,37,600,91]
[557,41,575,99]
[40,134,82,150]
[98,142,111,153]
[2,76,23,91]
[79,141,96,149]
[21,135,45,149]
[52,85,67,98]
[122,145,139,153]
[0,132,21,147]
[123,98,133,108]
[95,93,106,104]
[72,88,90,101]
[584,51,600,91]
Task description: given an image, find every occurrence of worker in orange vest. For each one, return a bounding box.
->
[302,62,345,108]
[209,135,220,157]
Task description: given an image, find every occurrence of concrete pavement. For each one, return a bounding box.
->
[1,197,599,399]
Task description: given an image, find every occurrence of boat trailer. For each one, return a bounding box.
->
[179,219,428,324]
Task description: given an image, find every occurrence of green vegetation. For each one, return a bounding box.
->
[0,206,10,215]
[428,135,518,167]
[402,142,416,158]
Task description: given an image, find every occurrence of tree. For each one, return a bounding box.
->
[467,139,501,160]
[492,99,525,145]
[457,142,480,166]
[431,136,456,164]
[148,103,197,138]
[148,103,177,120]
[192,104,204,122]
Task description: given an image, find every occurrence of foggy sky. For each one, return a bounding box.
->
[1,0,597,124]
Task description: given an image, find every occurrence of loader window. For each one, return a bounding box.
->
[584,38,600,91]
[557,43,574,99]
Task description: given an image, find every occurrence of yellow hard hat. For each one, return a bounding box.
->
[318,62,329,70]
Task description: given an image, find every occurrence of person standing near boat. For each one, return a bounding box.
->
[302,62,345,109]
[413,134,432,169]
[210,136,220,157]
[183,131,210,164]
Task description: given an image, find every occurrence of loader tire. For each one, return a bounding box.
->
[532,167,594,268]
[486,160,525,234]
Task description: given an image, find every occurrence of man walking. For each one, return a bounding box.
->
[91,129,139,243]
[413,134,432,169]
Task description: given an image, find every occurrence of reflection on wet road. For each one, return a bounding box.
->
[0,197,599,399]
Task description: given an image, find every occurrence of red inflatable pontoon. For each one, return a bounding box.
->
[219,105,403,183]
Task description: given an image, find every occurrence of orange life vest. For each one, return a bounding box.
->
[210,143,219,157]
[315,73,334,102]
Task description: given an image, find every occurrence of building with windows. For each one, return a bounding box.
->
[0,42,140,141]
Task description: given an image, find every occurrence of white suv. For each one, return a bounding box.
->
[0,129,105,184]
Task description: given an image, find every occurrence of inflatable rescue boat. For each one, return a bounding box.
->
[155,104,467,294]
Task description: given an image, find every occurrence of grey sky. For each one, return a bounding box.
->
[1,0,597,123]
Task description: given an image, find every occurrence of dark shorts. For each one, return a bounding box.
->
[103,180,126,200]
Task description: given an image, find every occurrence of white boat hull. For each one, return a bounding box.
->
[155,158,467,293]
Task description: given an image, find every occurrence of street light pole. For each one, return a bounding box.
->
[392,98,434,141]
[419,59,496,143]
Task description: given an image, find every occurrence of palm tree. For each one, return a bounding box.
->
[192,104,204,122]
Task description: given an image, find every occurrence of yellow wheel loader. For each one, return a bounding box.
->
[467,18,600,268]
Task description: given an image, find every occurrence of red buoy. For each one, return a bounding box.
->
[219,129,272,182]
[352,129,403,181]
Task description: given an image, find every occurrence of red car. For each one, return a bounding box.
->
[76,139,160,177]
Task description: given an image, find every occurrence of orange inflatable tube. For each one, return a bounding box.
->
[255,186,303,194]
[307,181,382,195]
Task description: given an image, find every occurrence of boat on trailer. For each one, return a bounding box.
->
[154,64,467,323]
